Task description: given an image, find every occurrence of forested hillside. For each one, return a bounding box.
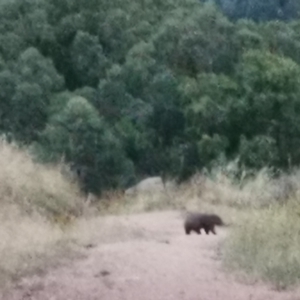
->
[1,0,300,195]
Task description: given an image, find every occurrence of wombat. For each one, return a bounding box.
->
[184,212,224,235]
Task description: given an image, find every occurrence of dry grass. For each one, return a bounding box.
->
[0,204,65,287]
[223,200,300,289]
[0,139,85,288]
[96,166,300,289]
[0,139,83,219]
[98,168,290,221]
[2,136,300,290]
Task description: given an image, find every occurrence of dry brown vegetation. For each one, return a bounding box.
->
[1,138,300,291]
[94,167,300,289]
[0,139,85,288]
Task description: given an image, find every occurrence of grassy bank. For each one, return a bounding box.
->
[0,139,84,288]
[1,137,300,290]
[96,166,300,289]
[223,199,300,289]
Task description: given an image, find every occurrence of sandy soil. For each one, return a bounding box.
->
[2,211,300,300]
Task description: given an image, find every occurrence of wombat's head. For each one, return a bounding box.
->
[210,214,224,226]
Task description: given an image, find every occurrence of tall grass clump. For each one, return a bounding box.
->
[115,164,291,216]
[0,138,83,220]
[186,164,300,289]
[0,138,84,288]
[223,199,300,289]
[118,164,300,289]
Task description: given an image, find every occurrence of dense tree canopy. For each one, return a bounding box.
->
[1,0,300,194]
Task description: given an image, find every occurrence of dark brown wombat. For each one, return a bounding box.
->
[184,212,224,235]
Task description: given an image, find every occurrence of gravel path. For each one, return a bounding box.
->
[3,211,299,300]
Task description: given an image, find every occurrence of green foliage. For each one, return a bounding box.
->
[2,0,300,194]
[98,8,136,62]
[153,3,236,75]
[0,32,26,61]
[235,22,264,52]
[0,47,64,143]
[0,70,17,133]
[197,134,228,163]
[35,96,134,194]
[70,31,107,87]
[119,42,157,98]
[11,82,47,143]
[146,70,185,147]
[182,73,237,138]
[16,47,64,93]
[234,50,300,167]
[239,135,279,169]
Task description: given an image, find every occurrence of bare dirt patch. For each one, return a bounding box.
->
[2,211,299,300]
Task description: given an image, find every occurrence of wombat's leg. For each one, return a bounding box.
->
[211,226,216,235]
[185,228,191,235]
[196,228,201,235]
[204,226,210,235]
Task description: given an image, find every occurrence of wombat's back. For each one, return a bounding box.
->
[203,214,224,226]
[184,212,203,226]
[184,212,224,227]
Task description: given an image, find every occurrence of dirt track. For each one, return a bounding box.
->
[3,211,300,300]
